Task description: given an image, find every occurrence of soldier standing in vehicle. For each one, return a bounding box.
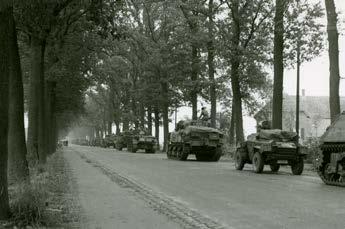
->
[199,107,210,122]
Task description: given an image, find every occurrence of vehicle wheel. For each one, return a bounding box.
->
[177,146,188,161]
[252,152,264,173]
[211,147,222,162]
[270,162,280,172]
[234,148,245,170]
[291,158,304,175]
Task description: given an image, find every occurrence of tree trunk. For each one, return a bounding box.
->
[147,106,153,135]
[230,0,244,143]
[208,0,216,128]
[325,0,340,123]
[50,82,57,153]
[161,82,169,152]
[107,121,112,135]
[272,0,286,129]
[0,1,11,219]
[191,43,198,120]
[45,81,56,155]
[35,37,47,164]
[122,93,130,131]
[154,106,160,149]
[114,120,120,134]
[229,105,235,144]
[95,127,100,139]
[231,68,244,143]
[132,99,139,129]
[27,43,39,162]
[139,103,145,129]
[8,10,29,183]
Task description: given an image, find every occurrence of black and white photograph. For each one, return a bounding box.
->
[0,0,344,228]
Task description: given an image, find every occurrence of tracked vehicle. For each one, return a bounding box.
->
[316,112,345,187]
[115,131,133,151]
[167,120,223,161]
[127,131,156,153]
[235,121,307,175]
[103,134,116,148]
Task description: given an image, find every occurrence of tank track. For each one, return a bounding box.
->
[167,144,189,160]
[317,144,345,187]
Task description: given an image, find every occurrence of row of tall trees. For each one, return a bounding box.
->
[0,0,116,220]
[81,0,326,148]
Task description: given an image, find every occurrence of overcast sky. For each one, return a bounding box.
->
[284,0,345,97]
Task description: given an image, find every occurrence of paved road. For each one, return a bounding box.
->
[70,145,344,229]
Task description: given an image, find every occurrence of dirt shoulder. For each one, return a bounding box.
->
[64,147,182,229]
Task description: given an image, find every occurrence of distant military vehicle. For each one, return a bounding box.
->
[167,120,223,161]
[115,131,133,151]
[235,121,307,175]
[90,137,103,147]
[127,131,156,154]
[315,112,345,187]
[103,134,116,148]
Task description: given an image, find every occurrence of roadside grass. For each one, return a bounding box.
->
[2,149,80,228]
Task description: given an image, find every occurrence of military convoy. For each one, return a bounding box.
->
[235,121,307,175]
[103,134,117,148]
[167,120,224,161]
[114,131,132,151]
[127,131,156,154]
[315,112,345,187]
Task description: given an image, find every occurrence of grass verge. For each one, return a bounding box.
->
[1,149,80,228]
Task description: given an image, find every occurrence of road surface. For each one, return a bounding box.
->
[67,145,344,229]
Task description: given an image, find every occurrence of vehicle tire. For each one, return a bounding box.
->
[270,162,280,172]
[291,158,304,175]
[252,152,264,173]
[211,147,222,162]
[234,148,245,170]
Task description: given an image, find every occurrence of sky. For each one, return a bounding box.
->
[284,0,345,96]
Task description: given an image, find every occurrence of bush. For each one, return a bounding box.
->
[221,135,237,158]
[10,177,49,227]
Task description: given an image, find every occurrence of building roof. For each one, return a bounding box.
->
[254,95,345,121]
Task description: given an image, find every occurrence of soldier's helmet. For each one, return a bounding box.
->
[258,120,271,130]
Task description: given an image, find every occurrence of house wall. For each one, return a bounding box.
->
[255,112,330,140]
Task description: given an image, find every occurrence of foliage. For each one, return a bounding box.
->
[10,174,48,227]
[284,0,325,66]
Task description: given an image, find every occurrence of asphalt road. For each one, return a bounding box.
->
[71,145,345,229]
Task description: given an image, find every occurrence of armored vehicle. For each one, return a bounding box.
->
[127,131,156,153]
[235,121,307,175]
[167,120,223,161]
[103,134,116,148]
[115,131,133,151]
[90,137,103,147]
[315,112,345,187]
